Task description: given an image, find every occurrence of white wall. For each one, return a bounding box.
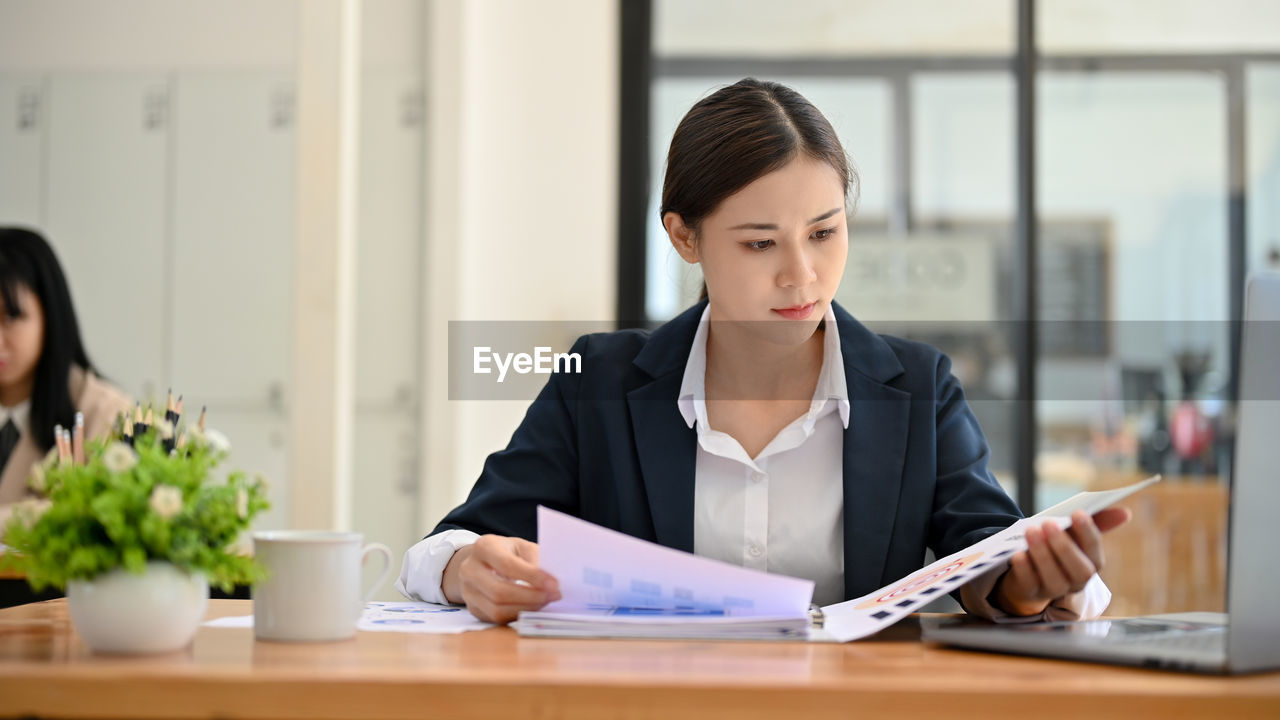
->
[0,0,298,70]
[0,0,622,582]
[419,0,619,531]
[0,0,432,546]
[0,0,305,533]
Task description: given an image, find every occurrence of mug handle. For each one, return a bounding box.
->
[360,542,394,605]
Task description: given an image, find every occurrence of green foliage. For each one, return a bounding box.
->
[1,425,270,593]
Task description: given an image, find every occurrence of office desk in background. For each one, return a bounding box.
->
[1092,473,1230,617]
[1,600,1278,719]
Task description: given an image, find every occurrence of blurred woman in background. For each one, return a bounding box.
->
[0,227,131,523]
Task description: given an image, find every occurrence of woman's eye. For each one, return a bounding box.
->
[746,239,773,251]
[812,227,836,240]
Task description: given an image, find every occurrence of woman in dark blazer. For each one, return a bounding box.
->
[397,79,1128,624]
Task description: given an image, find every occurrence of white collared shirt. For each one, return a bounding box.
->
[397,306,1109,621]
[678,304,849,606]
[0,400,30,434]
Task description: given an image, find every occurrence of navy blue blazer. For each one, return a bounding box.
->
[431,299,1024,603]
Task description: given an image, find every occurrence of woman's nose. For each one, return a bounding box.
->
[778,245,818,288]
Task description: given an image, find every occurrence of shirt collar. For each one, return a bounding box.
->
[0,400,31,434]
[677,304,851,431]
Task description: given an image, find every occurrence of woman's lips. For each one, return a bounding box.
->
[772,302,816,320]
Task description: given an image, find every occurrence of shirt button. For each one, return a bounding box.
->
[748,544,763,558]
[751,471,766,483]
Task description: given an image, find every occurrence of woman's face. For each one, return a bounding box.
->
[0,285,46,395]
[669,154,848,347]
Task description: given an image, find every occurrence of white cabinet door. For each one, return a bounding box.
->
[0,76,45,227]
[170,72,295,406]
[215,410,292,532]
[353,409,420,600]
[170,71,296,527]
[355,71,423,405]
[44,74,171,401]
[352,72,423,578]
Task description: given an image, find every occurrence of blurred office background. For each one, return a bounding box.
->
[0,0,1276,608]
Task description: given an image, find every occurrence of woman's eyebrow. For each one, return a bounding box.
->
[809,207,842,224]
[728,207,842,231]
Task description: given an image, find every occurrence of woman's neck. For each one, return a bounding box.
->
[703,318,824,403]
[0,377,34,408]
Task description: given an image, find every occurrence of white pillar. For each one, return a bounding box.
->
[418,0,619,533]
[418,0,468,535]
[291,0,361,530]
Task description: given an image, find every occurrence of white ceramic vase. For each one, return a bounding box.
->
[66,560,209,654]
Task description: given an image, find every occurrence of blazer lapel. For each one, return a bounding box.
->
[627,373,697,552]
[625,300,706,553]
[841,374,911,599]
[832,302,911,600]
[622,298,914,585]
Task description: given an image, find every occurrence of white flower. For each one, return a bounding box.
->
[155,419,175,440]
[10,497,51,525]
[184,427,207,449]
[148,484,184,520]
[13,498,51,528]
[28,464,46,494]
[205,428,230,453]
[225,532,253,557]
[236,487,249,519]
[102,443,138,474]
[40,446,58,469]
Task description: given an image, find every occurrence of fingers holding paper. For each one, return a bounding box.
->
[994,507,1132,617]
[447,534,562,624]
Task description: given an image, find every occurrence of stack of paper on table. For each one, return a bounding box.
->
[518,507,814,640]
[519,476,1160,642]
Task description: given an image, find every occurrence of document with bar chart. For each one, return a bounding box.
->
[520,476,1160,642]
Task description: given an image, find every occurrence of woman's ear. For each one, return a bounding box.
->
[663,212,699,264]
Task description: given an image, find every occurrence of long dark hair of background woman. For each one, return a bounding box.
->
[0,227,97,452]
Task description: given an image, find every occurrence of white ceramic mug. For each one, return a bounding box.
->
[251,531,392,642]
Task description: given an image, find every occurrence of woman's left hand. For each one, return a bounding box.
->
[993,507,1132,617]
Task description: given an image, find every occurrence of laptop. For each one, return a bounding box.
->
[922,271,1280,674]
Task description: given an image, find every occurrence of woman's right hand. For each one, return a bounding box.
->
[441,534,561,624]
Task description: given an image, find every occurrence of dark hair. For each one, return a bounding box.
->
[0,227,96,452]
[660,78,859,301]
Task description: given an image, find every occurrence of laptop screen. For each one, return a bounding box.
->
[1225,272,1280,672]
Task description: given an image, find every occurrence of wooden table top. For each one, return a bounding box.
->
[1,599,1277,720]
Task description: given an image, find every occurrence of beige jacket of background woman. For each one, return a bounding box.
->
[0,366,132,508]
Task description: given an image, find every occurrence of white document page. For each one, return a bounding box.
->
[358,602,493,634]
[202,602,494,634]
[535,506,814,617]
[819,475,1162,642]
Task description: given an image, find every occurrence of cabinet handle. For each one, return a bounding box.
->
[271,86,295,130]
[143,88,169,132]
[16,87,40,132]
[401,89,423,128]
[398,432,419,495]
[268,381,287,415]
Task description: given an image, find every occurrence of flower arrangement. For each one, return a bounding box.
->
[1,399,270,593]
